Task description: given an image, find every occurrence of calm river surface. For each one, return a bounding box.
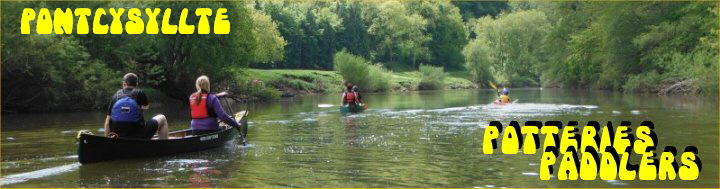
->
[1,88,718,187]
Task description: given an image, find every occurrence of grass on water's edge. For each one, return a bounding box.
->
[238,68,477,98]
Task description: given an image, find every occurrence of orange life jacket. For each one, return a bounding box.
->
[190,93,212,119]
[344,92,356,104]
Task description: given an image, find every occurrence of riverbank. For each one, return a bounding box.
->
[236,69,477,100]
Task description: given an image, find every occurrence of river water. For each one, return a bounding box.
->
[1,88,718,187]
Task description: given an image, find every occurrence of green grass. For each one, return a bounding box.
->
[239,68,476,95]
[394,71,476,90]
[241,69,345,94]
[444,76,477,89]
[390,72,421,91]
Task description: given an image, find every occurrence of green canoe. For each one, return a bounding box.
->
[339,103,367,113]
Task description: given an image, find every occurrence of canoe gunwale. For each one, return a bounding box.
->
[80,126,232,142]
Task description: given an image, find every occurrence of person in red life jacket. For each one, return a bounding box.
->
[341,85,359,106]
[104,73,170,139]
[189,75,242,135]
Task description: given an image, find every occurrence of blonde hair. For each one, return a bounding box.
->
[194,75,210,105]
[196,75,210,93]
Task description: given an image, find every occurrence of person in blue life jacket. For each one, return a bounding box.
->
[104,73,170,139]
[189,75,242,136]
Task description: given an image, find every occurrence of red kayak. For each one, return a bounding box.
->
[493,100,510,105]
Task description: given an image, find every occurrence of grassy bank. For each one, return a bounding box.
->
[238,69,477,99]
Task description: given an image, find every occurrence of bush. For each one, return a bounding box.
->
[1,35,118,112]
[418,64,446,90]
[623,71,664,93]
[334,51,390,92]
[623,48,718,95]
[235,79,280,101]
[655,49,718,95]
[253,87,281,101]
[367,64,391,92]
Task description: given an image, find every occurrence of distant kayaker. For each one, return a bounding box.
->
[496,88,511,104]
[189,75,242,135]
[104,73,170,139]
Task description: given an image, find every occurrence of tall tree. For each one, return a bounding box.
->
[466,10,550,86]
[315,6,343,70]
[367,1,431,69]
[410,1,468,70]
[250,8,287,64]
[337,3,371,58]
[264,3,304,69]
[300,8,321,69]
[452,1,509,21]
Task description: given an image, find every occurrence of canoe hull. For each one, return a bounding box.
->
[78,111,247,164]
[492,100,510,105]
[339,103,366,113]
[78,128,237,164]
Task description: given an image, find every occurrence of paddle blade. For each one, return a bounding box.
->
[488,81,497,89]
[234,111,248,120]
[318,104,335,108]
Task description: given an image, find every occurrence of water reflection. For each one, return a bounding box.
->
[77,142,243,188]
[1,89,718,187]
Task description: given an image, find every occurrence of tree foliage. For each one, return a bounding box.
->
[4,1,717,113]
[250,8,286,64]
[2,1,259,112]
[465,10,550,86]
[464,1,717,94]
[409,1,468,70]
[368,1,431,70]
[538,2,718,93]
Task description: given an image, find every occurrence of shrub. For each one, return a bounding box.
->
[418,64,446,90]
[333,51,390,92]
[235,79,280,101]
[367,64,391,92]
[655,49,718,95]
[252,87,281,101]
[624,48,719,95]
[623,71,664,93]
[1,35,118,112]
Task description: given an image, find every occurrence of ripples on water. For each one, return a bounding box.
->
[372,103,598,128]
[1,89,718,187]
